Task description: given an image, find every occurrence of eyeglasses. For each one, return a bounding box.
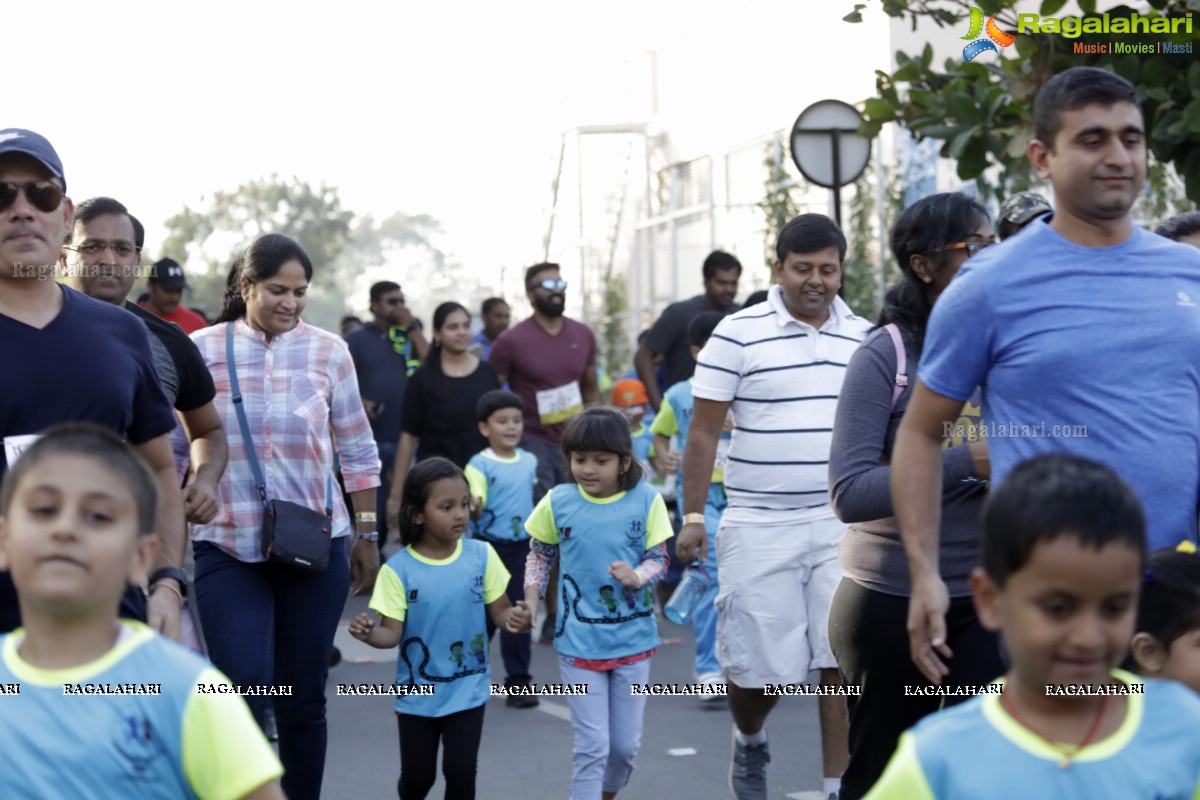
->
[535,278,568,292]
[937,237,997,258]
[0,180,64,214]
[63,241,141,258]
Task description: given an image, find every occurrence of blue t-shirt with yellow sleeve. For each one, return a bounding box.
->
[465,448,538,542]
[865,670,1200,800]
[650,378,730,485]
[370,538,509,716]
[525,482,673,661]
[0,621,281,800]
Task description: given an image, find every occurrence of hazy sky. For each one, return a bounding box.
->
[10,0,716,291]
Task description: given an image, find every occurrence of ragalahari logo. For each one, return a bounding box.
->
[962,8,1017,61]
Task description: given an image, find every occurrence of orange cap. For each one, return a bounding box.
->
[611,378,649,407]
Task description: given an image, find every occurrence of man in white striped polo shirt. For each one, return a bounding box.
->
[677,214,871,800]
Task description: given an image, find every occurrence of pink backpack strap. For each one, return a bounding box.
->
[884,324,908,411]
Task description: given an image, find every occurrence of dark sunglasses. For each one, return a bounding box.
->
[0,180,64,214]
[536,278,568,292]
[936,237,997,258]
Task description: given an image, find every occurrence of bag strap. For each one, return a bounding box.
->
[884,323,908,412]
[226,324,332,513]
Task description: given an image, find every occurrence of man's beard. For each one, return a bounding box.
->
[534,294,565,318]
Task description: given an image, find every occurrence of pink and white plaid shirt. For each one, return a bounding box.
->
[190,319,381,561]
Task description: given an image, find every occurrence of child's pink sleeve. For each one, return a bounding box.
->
[633,543,669,586]
[525,540,557,595]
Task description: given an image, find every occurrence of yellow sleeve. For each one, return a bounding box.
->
[649,401,677,438]
[525,491,558,544]
[645,493,674,549]
[465,463,488,508]
[369,562,408,621]
[183,667,283,800]
[483,543,513,603]
[862,733,936,800]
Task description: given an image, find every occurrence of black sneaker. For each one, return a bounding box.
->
[506,693,540,709]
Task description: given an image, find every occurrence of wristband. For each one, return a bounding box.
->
[355,511,378,523]
[148,567,189,598]
[356,531,380,542]
[683,513,705,526]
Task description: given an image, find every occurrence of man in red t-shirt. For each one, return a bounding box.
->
[489,262,601,497]
[140,258,207,334]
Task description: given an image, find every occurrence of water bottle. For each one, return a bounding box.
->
[664,564,712,625]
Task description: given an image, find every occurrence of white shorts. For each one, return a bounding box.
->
[714,517,843,687]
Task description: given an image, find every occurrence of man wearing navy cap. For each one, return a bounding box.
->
[141,257,207,334]
[0,128,187,639]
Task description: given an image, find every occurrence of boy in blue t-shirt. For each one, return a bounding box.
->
[649,311,729,694]
[866,454,1200,799]
[0,424,282,800]
[465,390,539,707]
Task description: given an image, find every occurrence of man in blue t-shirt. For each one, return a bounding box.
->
[345,281,429,549]
[892,67,1200,688]
[0,129,185,638]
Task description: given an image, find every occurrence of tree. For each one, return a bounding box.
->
[157,176,442,332]
[846,0,1200,204]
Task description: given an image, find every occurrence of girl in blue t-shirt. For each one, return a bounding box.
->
[351,457,529,800]
[1124,542,1200,695]
[522,408,674,799]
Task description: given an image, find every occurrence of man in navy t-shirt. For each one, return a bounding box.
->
[0,130,184,637]
[892,68,1200,687]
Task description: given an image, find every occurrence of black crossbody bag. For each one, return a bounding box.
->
[226,324,333,572]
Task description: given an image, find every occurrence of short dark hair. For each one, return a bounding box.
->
[481,297,508,315]
[0,422,157,535]
[687,310,725,349]
[1034,67,1141,151]
[72,196,145,250]
[561,408,643,491]
[476,389,523,423]
[1155,211,1200,242]
[981,454,1146,588]
[702,250,742,280]
[214,234,313,325]
[370,281,400,303]
[398,457,469,547]
[775,214,846,264]
[742,289,769,309]
[1122,547,1200,669]
[525,262,560,290]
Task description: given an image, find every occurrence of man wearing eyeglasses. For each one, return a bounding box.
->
[0,129,186,640]
[138,258,207,334]
[490,262,601,497]
[345,281,429,550]
[64,196,227,519]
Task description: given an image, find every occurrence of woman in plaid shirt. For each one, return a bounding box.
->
[190,234,381,800]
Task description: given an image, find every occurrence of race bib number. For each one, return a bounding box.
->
[712,438,730,484]
[4,434,41,467]
[536,382,583,425]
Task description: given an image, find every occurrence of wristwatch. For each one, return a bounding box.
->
[356,531,380,542]
[148,567,189,597]
[683,513,706,526]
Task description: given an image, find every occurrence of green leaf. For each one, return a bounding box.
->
[1077,0,1097,12]
[863,99,897,121]
[1190,62,1200,95]
[956,137,990,180]
[1183,101,1200,134]
[949,125,983,161]
[1040,0,1068,14]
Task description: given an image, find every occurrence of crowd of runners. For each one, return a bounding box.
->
[4,64,1200,800]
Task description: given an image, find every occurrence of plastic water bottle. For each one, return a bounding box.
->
[664,564,712,625]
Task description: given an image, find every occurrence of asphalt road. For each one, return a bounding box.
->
[323,588,830,800]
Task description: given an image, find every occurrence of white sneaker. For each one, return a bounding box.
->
[698,672,726,703]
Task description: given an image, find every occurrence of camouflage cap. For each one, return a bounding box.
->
[998,192,1053,227]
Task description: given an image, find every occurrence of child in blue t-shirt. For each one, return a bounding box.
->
[464,390,539,707]
[866,454,1200,799]
[521,407,674,800]
[0,424,282,800]
[1123,541,1200,695]
[351,457,528,800]
[649,310,728,695]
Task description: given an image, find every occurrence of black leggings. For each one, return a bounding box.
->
[828,578,1005,800]
[397,704,486,800]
